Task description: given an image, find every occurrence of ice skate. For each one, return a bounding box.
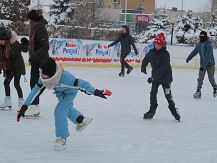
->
[193,90,201,99]
[76,117,93,132]
[119,71,124,77]
[24,105,40,118]
[0,97,12,110]
[54,137,67,151]
[173,108,181,122]
[143,112,154,119]
[126,66,133,74]
[213,88,217,98]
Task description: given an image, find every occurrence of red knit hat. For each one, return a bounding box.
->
[153,33,166,47]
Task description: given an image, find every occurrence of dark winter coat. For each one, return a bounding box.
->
[141,47,173,84]
[186,38,215,68]
[0,41,25,77]
[109,33,138,54]
[29,18,49,64]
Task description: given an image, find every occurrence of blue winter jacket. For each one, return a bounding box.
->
[24,70,96,106]
[186,39,215,67]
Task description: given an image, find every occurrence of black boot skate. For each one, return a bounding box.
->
[193,90,201,99]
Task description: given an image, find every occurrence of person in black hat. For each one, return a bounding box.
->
[0,27,26,110]
[26,9,49,116]
[186,31,217,98]
[17,57,112,150]
[108,25,138,77]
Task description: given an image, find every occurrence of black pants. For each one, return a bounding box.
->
[149,82,176,115]
[120,52,131,73]
[30,63,45,105]
[4,74,23,98]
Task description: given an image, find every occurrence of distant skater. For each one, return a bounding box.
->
[108,25,138,77]
[186,31,217,99]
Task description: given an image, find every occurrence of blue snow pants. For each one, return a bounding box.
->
[54,94,83,139]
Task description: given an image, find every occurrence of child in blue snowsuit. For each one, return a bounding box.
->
[186,31,217,98]
[17,57,112,150]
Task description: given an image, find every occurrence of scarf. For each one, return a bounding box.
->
[40,63,63,90]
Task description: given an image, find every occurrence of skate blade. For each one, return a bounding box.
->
[76,118,93,132]
[54,145,67,151]
[0,107,13,110]
[24,114,40,119]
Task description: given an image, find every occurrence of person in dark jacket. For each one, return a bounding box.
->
[141,33,181,121]
[0,27,26,109]
[186,31,217,98]
[108,25,138,77]
[27,9,49,115]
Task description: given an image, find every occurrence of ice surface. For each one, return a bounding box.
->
[0,67,217,163]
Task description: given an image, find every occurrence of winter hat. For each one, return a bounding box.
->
[28,9,43,22]
[153,33,166,47]
[40,57,57,77]
[0,27,11,40]
[199,31,208,42]
[121,25,130,33]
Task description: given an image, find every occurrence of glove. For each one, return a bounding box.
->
[94,89,112,99]
[17,105,28,122]
[200,67,205,71]
[21,37,29,45]
[141,68,147,74]
[147,77,153,84]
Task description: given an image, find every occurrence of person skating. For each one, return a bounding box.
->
[27,9,50,116]
[108,25,138,77]
[186,31,217,99]
[17,57,112,150]
[0,27,26,110]
[141,33,181,121]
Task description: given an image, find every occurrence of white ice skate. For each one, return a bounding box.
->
[76,117,93,132]
[24,105,40,118]
[54,137,67,151]
[0,97,12,110]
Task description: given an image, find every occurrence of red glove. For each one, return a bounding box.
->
[94,89,112,99]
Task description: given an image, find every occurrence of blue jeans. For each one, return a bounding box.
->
[54,94,83,139]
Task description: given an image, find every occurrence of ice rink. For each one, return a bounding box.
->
[0,67,217,163]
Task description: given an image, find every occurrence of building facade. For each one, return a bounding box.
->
[212,0,217,12]
[104,0,155,13]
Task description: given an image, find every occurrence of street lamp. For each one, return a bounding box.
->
[170,18,176,45]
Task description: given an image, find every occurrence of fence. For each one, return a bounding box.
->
[22,38,217,69]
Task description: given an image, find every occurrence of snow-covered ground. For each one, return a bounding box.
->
[0,67,217,163]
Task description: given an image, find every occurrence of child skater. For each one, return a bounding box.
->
[108,25,138,77]
[141,33,181,121]
[17,57,112,150]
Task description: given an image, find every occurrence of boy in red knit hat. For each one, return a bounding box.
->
[141,33,181,121]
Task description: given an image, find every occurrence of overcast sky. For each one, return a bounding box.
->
[31,0,211,12]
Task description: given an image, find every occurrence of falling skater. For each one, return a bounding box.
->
[17,58,112,150]
[141,33,181,121]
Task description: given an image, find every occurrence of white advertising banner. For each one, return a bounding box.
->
[49,38,153,64]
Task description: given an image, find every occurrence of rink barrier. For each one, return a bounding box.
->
[22,38,217,70]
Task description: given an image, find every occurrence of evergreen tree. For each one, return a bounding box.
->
[50,0,76,25]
